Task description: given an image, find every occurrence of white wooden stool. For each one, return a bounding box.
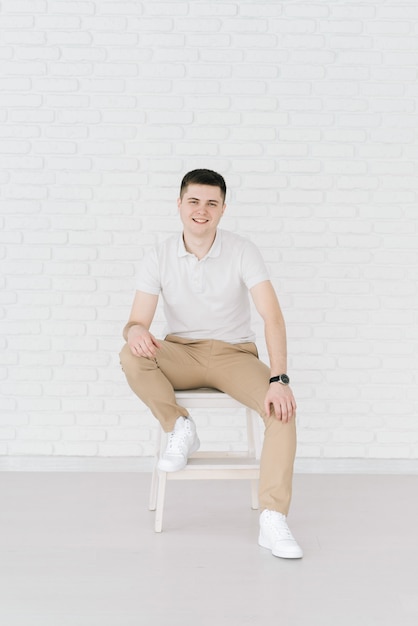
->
[148,388,263,532]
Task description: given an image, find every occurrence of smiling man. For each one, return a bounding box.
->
[119,169,303,559]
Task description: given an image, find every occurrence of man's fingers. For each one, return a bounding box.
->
[133,338,159,358]
[265,387,297,422]
[272,400,296,422]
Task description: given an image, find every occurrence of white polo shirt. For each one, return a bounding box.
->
[136,228,270,344]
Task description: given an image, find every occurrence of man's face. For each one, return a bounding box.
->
[177,184,226,237]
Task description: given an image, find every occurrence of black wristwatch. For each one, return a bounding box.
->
[269,374,290,385]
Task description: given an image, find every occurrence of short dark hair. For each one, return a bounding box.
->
[179,169,226,201]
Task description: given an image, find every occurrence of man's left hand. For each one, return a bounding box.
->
[264,384,297,423]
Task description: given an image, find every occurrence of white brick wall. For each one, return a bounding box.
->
[1,0,418,470]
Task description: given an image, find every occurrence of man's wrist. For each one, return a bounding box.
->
[123,322,139,342]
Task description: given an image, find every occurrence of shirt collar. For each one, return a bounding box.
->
[177,229,222,260]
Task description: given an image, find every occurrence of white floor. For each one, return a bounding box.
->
[0,472,417,626]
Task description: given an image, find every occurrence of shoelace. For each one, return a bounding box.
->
[265,513,294,541]
[166,421,190,454]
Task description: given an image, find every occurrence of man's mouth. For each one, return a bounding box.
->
[193,218,209,223]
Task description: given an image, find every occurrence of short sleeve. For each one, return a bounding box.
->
[135,247,161,295]
[240,240,270,290]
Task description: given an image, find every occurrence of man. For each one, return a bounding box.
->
[120,169,303,559]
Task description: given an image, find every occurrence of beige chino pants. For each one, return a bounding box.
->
[119,335,296,515]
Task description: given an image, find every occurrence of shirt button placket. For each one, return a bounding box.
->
[191,258,204,293]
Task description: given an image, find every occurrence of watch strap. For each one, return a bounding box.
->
[269,374,290,385]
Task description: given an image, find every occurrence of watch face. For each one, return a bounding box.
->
[281,374,290,384]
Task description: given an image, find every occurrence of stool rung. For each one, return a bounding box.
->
[166,469,260,480]
[168,457,260,471]
[189,451,255,459]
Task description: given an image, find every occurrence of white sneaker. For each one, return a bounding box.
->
[157,416,200,472]
[259,509,303,559]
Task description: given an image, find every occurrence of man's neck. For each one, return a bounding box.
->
[183,231,217,260]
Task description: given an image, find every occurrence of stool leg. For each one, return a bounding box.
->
[148,427,161,511]
[155,470,167,533]
[247,408,259,510]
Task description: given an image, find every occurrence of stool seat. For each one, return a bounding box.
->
[149,388,262,532]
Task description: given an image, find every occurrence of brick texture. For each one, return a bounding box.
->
[1,0,417,463]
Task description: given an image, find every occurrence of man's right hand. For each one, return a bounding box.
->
[127,325,161,359]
